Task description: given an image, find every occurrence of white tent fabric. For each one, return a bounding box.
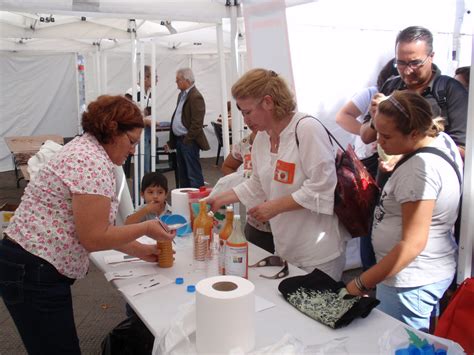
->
[0,0,472,276]
[83,50,236,159]
[0,52,78,171]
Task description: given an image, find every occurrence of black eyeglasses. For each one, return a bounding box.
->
[249,255,289,279]
[125,132,139,148]
[394,53,432,70]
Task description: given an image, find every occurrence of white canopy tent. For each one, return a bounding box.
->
[0,0,472,280]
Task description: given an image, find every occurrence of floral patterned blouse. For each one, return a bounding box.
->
[231,134,271,233]
[6,133,117,279]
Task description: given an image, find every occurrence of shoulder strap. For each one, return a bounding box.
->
[393,146,462,187]
[380,75,403,95]
[295,115,345,152]
[432,75,449,117]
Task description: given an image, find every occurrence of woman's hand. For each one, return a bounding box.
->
[369,93,387,119]
[145,220,176,242]
[378,154,402,173]
[346,279,366,297]
[248,200,279,222]
[206,190,240,212]
[133,243,160,263]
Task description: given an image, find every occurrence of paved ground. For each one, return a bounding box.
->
[0,158,361,354]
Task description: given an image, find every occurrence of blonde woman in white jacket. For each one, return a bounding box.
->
[208,68,349,280]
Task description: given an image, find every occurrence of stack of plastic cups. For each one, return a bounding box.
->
[157,240,174,268]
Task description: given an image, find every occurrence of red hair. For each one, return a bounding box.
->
[82,95,144,144]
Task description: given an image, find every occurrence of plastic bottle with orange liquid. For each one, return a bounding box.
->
[218,206,234,275]
[193,199,213,262]
[225,215,248,279]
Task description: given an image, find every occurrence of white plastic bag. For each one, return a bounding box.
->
[378,324,465,354]
[27,140,63,182]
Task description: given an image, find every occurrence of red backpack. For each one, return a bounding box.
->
[295,116,380,237]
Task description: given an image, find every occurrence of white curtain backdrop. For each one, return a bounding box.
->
[0,52,79,171]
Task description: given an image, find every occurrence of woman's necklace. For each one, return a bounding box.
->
[270,136,280,153]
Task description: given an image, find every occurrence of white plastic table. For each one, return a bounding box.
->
[89,235,448,354]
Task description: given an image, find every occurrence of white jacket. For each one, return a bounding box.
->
[234,112,349,268]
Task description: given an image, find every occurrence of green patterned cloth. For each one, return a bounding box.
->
[287,287,360,328]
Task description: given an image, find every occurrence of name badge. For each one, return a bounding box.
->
[274,160,295,184]
[243,154,252,170]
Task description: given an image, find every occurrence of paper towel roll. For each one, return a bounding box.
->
[196,275,255,354]
[171,188,198,221]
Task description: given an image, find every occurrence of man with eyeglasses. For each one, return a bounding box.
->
[361,26,468,159]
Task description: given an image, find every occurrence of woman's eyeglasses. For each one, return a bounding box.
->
[126,132,140,148]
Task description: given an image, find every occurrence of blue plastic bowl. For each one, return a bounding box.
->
[160,214,191,236]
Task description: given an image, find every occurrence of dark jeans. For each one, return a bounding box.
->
[244,223,275,254]
[176,137,204,188]
[0,238,80,355]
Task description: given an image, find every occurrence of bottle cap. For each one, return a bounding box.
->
[187,285,196,293]
[175,277,184,284]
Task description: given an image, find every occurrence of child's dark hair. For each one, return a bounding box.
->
[141,172,168,193]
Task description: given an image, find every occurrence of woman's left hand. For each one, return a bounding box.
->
[133,243,160,263]
[346,280,365,297]
[248,201,279,222]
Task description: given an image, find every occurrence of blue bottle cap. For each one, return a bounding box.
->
[175,277,184,284]
[187,285,196,293]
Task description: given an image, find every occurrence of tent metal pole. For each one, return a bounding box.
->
[229,3,242,142]
[74,53,82,134]
[139,41,145,206]
[100,52,107,94]
[456,43,474,283]
[216,22,230,158]
[94,44,101,96]
[151,42,157,173]
[130,26,139,208]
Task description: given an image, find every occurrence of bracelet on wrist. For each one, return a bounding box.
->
[354,275,371,293]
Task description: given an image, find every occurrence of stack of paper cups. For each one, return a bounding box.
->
[196,275,255,353]
[170,188,198,222]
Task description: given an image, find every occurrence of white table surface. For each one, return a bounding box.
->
[90,235,409,353]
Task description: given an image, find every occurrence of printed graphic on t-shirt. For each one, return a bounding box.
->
[372,190,387,229]
[274,160,295,184]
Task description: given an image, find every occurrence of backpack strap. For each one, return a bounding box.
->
[432,75,449,118]
[393,146,462,190]
[295,115,345,152]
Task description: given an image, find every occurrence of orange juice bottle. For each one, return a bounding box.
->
[225,215,248,279]
[218,206,234,275]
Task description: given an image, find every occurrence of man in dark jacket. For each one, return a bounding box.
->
[166,68,210,188]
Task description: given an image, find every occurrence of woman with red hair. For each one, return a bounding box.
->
[0,95,175,354]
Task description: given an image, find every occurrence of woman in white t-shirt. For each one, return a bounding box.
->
[346,91,462,332]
